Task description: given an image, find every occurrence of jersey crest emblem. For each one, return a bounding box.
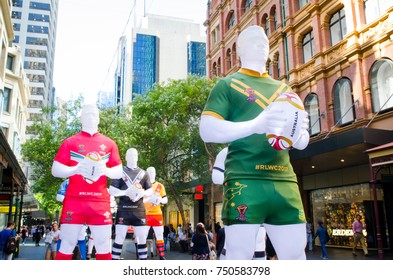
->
[246,88,256,102]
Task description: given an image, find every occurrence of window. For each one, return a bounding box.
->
[330,8,347,46]
[3,88,11,113]
[262,14,269,36]
[244,0,253,13]
[364,0,391,24]
[305,93,321,135]
[298,0,310,10]
[302,31,315,63]
[6,55,14,71]
[333,78,355,126]
[226,48,232,70]
[11,11,22,19]
[228,11,235,31]
[370,59,393,112]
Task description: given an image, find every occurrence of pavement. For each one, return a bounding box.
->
[14,237,393,260]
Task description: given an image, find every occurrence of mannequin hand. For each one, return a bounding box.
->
[144,194,162,206]
[110,195,117,208]
[251,106,287,135]
[293,112,310,150]
[125,185,144,202]
[77,158,106,183]
[56,194,65,203]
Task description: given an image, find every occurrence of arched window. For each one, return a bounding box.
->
[217,57,222,76]
[333,78,355,126]
[275,53,280,78]
[212,62,217,77]
[330,8,347,46]
[267,59,272,76]
[370,59,393,112]
[232,44,237,67]
[302,31,315,63]
[227,11,235,31]
[226,48,232,70]
[270,6,277,31]
[305,93,321,135]
[243,0,253,14]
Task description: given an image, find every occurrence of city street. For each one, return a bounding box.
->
[15,237,393,261]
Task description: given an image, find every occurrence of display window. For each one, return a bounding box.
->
[311,183,384,248]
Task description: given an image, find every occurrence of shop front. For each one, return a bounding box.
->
[310,183,386,249]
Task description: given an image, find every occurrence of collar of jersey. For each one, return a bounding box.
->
[239,68,268,78]
[81,130,99,137]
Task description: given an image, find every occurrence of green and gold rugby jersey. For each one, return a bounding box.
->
[202,68,297,183]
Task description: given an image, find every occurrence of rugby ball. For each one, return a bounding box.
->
[83,151,103,183]
[265,92,306,151]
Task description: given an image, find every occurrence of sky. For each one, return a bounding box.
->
[53,0,208,104]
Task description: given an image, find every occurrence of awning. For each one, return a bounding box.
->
[290,127,393,177]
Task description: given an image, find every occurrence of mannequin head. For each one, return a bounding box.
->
[80,104,99,135]
[146,166,156,183]
[126,148,138,169]
[237,25,269,75]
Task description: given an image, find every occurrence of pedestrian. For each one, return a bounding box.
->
[306,218,313,252]
[51,103,123,260]
[0,221,19,260]
[163,224,170,251]
[45,222,60,260]
[146,226,155,258]
[216,227,225,259]
[191,222,212,260]
[199,25,310,260]
[314,221,329,260]
[21,226,28,245]
[178,229,189,253]
[352,214,369,257]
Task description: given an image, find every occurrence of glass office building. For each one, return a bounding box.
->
[132,34,158,98]
[187,41,206,76]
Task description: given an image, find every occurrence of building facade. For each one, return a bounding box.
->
[205,0,393,255]
[11,0,59,137]
[0,0,36,233]
[120,14,206,103]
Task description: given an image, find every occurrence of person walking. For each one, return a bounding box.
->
[352,214,369,257]
[45,222,60,260]
[0,221,19,260]
[191,222,212,260]
[306,218,313,252]
[314,221,329,260]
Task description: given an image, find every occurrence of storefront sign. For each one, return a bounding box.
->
[332,229,367,236]
[0,205,16,213]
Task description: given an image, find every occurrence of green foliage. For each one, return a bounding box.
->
[21,98,85,216]
[130,75,219,187]
[21,75,220,219]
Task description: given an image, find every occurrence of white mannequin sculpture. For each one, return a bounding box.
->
[212,147,266,260]
[109,148,153,260]
[200,25,309,260]
[143,166,168,259]
[51,103,123,260]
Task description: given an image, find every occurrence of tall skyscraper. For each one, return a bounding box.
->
[11,0,59,137]
[114,13,206,106]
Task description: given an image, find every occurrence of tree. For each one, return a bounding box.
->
[21,75,221,224]
[21,98,134,218]
[21,98,84,219]
[129,75,221,227]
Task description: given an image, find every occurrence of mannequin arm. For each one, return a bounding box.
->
[105,164,123,179]
[200,107,286,143]
[160,196,168,205]
[51,161,78,178]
